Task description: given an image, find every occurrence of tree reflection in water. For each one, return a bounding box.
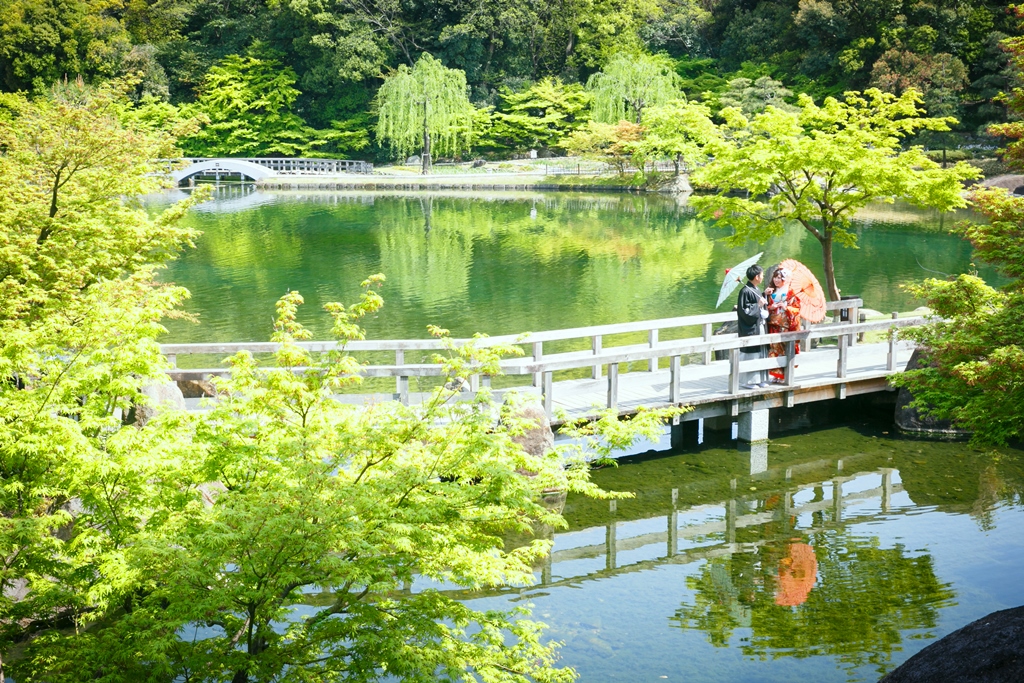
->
[674,522,954,677]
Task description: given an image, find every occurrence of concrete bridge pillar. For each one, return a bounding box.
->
[738,408,769,442]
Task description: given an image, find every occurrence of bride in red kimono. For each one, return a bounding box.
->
[764,266,801,383]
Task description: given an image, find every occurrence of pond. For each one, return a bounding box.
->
[158,187,994,344]
[156,188,1022,681]
[455,401,1024,682]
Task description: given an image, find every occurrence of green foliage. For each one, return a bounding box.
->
[484,78,592,154]
[178,51,368,158]
[12,280,681,681]
[988,6,1024,169]
[587,52,684,124]
[0,82,196,324]
[894,187,1024,445]
[717,76,795,116]
[0,0,131,92]
[894,26,1024,445]
[639,99,719,170]
[376,53,476,170]
[1,81,688,681]
[690,89,980,301]
[564,120,645,175]
[0,85,200,680]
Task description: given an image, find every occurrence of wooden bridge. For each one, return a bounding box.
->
[166,157,374,185]
[161,299,924,441]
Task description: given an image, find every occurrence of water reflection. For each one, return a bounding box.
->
[480,425,1024,682]
[158,189,998,343]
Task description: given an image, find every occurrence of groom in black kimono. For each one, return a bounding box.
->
[736,264,769,389]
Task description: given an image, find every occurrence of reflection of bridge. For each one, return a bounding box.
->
[161,299,924,442]
[419,462,903,599]
[166,157,374,185]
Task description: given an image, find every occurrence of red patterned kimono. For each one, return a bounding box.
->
[766,287,801,381]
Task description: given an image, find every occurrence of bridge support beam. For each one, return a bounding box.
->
[737,408,769,442]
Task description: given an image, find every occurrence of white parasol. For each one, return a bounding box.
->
[716,252,764,308]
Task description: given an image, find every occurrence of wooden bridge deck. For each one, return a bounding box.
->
[163,299,924,423]
[541,339,913,422]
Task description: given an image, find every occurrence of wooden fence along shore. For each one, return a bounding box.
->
[161,299,924,440]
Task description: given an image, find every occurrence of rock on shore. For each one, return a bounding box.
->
[879,606,1024,683]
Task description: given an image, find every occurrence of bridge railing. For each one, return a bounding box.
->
[164,157,374,175]
[161,299,927,413]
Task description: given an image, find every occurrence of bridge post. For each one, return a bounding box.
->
[837,334,848,378]
[848,302,860,346]
[669,355,681,403]
[783,340,796,385]
[591,335,602,379]
[397,375,410,405]
[542,371,553,416]
[395,350,405,395]
[532,342,543,387]
[738,409,769,442]
[887,312,899,371]
[648,329,658,372]
[607,363,619,410]
[728,348,740,394]
[702,323,713,365]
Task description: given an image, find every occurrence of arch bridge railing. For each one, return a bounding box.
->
[161,299,927,414]
[162,157,373,175]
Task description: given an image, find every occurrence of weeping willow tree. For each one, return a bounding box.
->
[376,53,475,173]
[586,52,684,124]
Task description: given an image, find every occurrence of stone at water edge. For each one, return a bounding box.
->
[177,378,217,398]
[672,174,693,195]
[505,397,555,458]
[878,606,1024,683]
[131,380,186,427]
[894,348,970,438]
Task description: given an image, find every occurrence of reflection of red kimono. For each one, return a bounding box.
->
[775,543,818,606]
[766,287,801,381]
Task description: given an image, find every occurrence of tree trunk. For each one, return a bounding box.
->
[674,153,681,177]
[820,235,840,301]
[422,98,431,174]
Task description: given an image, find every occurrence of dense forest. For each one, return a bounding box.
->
[0,0,1018,160]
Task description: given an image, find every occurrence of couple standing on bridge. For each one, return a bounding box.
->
[736,263,804,389]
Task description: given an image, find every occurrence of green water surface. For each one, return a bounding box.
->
[459,411,1024,682]
[159,188,992,343]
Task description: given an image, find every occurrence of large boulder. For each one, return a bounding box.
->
[879,606,1024,683]
[131,380,186,426]
[894,348,970,438]
[177,378,217,398]
[506,398,555,458]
